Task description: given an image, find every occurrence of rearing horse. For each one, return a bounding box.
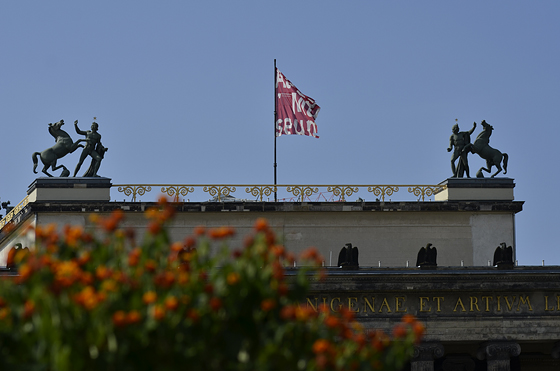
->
[464,120,508,178]
[32,120,83,177]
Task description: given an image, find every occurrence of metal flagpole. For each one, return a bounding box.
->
[274,59,278,202]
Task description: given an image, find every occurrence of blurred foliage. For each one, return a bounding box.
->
[0,197,423,371]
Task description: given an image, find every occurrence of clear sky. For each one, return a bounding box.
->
[1,1,559,265]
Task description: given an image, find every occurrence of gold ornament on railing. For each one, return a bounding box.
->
[245,185,277,202]
[327,186,359,201]
[0,196,29,229]
[367,186,399,202]
[203,185,236,202]
[407,186,444,201]
[116,185,152,202]
[161,186,195,202]
[286,186,319,202]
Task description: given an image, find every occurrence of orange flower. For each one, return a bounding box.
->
[260,299,276,312]
[128,248,141,267]
[324,315,340,329]
[209,297,222,311]
[127,310,142,324]
[402,314,417,324]
[112,310,127,327]
[280,305,296,320]
[152,305,165,320]
[254,218,268,232]
[63,225,84,247]
[193,225,206,236]
[209,226,235,240]
[144,259,157,273]
[101,279,118,293]
[142,291,157,305]
[164,296,179,311]
[187,309,200,322]
[54,260,82,287]
[226,272,240,285]
[312,339,332,354]
[413,321,425,339]
[392,323,407,339]
[148,221,162,235]
[0,308,10,320]
[96,265,112,280]
[23,300,35,319]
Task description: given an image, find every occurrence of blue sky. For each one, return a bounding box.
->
[1,1,559,265]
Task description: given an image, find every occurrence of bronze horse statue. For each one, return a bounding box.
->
[463,120,508,178]
[32,120,83,177]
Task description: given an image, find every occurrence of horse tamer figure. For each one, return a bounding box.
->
[32,120,83,177]
[463,120,508,178]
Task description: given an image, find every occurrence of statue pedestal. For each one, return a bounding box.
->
[27,178,112,202]
[434,178,515,201]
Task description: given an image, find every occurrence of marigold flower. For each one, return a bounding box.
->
[96,265,112,280]
[144,259,157,273]
[226,272,240,285]
[148,221,162,235]
[402,314,417,324]
[277,283,289,296]
[193,225,206,236]
[128,248,141,267]
[187,309,200,322]
[23,300,35,319]
[312,339,332,354]
[392,323,407,339]
[101,279,118,293]
[280,305,296,320]
[164,296,179,311]
[324,315,340,329]
[127,310,142,324]
[413,321,425,339]
[54,260,82,287]
[177,272,189,284]
[77,251,91,266]
[209,297,222,311]
[209,226,235,240]
[112,310,127,327]
[142,291,157,305]
[254,218,268,232]
[260,299,276,312]
[0,308,10,320]
[63,225,84,247]
[152,305,165,320]
[154,272,175,288]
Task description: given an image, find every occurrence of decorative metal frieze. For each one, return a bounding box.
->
[245,185,277,202]
[286,186,319,202]
[327,186,359,201]
[116,185,152,202]
[0,196,29,229]
[203,186,236,202]
[407,185,444,202]
[161,186,195,202]
[108,184,446,203]
[367,186,399,202]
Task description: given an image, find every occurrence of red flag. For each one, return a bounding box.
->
[276,69,320,138]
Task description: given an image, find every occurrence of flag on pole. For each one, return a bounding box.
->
[275,69,320,138]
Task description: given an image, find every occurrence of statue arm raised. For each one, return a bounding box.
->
[468,122,476,135]
[74,120,87,136]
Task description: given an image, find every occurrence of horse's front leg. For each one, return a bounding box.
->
[69,141,85,153]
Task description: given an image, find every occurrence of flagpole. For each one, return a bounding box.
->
[274,59,278,202]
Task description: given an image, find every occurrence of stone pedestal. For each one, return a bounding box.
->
[435,178,515,201]
[411,342,444,371]
[477,342,520,371]
[27,177,112,202]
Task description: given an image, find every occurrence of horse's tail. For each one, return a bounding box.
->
[502,153,508,175]
[32,152,40,174]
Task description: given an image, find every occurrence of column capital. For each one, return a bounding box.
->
[413,342,445,361]
[477,341,521,361]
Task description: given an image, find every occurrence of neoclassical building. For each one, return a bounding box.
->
[1,176,557,370]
